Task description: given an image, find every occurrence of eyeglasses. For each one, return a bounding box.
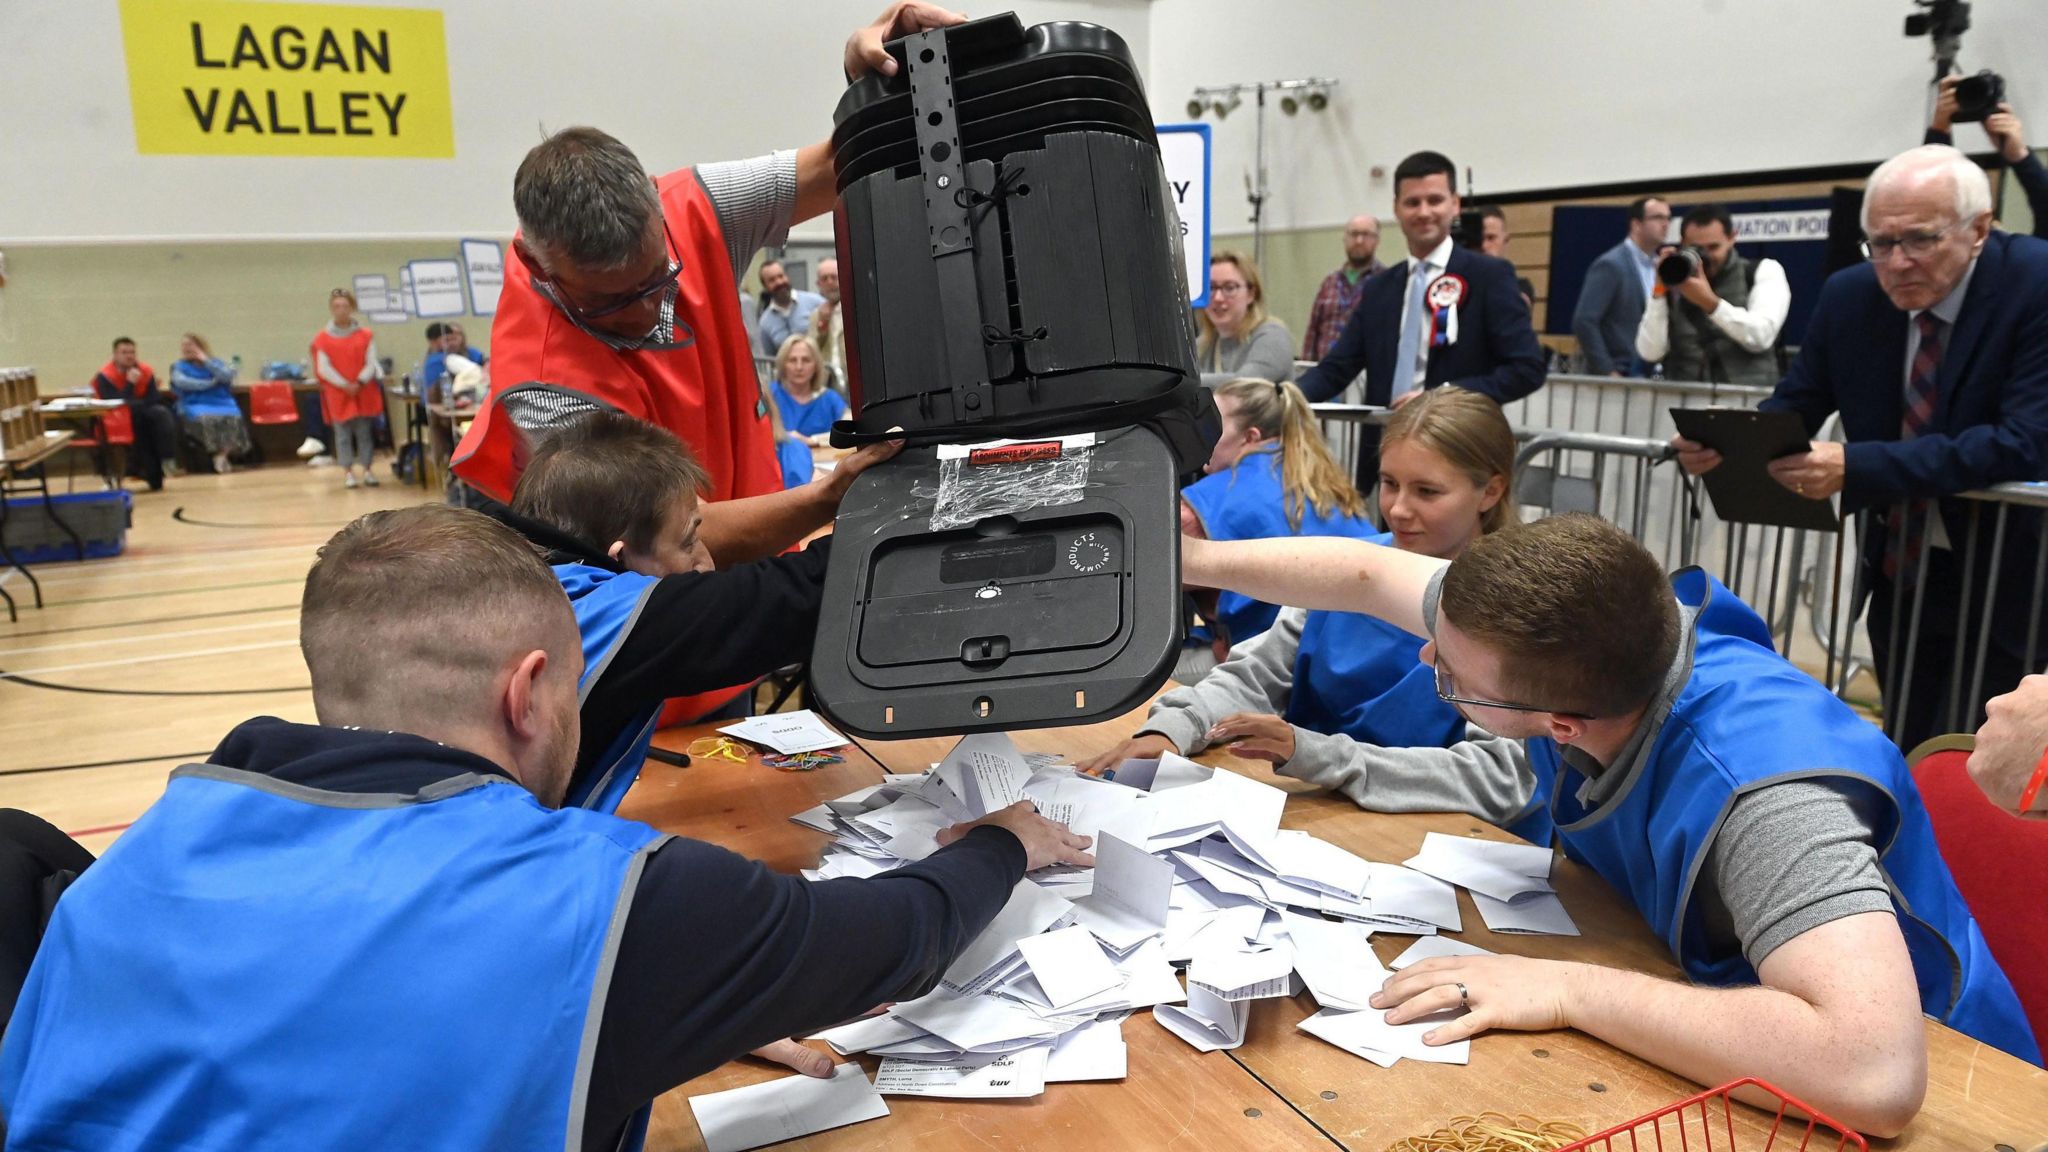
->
[543,219,683,320]
[1209,281,1248,297]
[1861,223,1958,262]
[1433,658,1594,720]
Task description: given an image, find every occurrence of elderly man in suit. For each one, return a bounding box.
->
[1572,197,1669,377]
[1678,145,2048,752]
[1297,152,1544,487]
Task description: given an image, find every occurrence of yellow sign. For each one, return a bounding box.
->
[120,0,453,158]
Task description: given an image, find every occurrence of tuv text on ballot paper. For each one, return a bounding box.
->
[119,0,454,158]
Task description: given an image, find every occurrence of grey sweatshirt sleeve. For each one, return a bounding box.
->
[1139,606,1539,827]
[1279,725,1539,827]
[1139,608,1304,751]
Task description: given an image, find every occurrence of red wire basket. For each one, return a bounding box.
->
[1557,1078,1868,1152]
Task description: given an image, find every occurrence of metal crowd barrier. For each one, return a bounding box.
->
[1305,372,2048,745]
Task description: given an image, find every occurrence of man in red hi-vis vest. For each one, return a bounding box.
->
[456,3,951,541]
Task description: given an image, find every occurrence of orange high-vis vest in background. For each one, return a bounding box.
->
[310,327,384,424]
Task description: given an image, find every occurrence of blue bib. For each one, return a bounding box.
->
[1181,449,1379,646]
[1530,571,2038,1062]
[1,766,667,1151]
[1290,536,1553,844]
[558,562,664,813]
[778,437,815,490]
[771,382,848,438]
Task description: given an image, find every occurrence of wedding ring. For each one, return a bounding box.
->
[1456,981,1469,1009]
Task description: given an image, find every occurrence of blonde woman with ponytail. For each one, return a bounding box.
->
[1092,388,1553,844]
[1176,377,1378,673]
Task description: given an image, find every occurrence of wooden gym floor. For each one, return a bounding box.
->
[0,462,428,855]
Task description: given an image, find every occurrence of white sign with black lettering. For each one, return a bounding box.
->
[1156,123,1212,307]
[460,239,504,315]
[406,258,466,318]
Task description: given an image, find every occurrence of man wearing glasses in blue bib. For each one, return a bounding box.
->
[1181,512,2037,1138]
[1674,144,2048,753]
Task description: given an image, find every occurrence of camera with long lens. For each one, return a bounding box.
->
[1658,246,1707,287]
[1949,69,2005,123]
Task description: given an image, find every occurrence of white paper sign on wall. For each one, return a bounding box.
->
[406,258,466,318]
[461,239,505,315]
[1156,123,1212,308]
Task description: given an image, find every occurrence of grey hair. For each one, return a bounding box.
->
[513,126,663,273]
[1861,144,1993,232]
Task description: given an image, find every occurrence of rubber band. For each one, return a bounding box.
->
[685,736,751,763]
[1382,1113,1587,1152]
[2018,745,2048,814]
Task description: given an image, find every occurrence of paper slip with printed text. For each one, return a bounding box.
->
[687,1063,889,1152]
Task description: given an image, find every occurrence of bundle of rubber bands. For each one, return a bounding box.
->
[1382,1113,1588,1152]
[764,751,845,772]
[685,736,752,764]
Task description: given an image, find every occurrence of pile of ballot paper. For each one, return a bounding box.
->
[774,733,1581,1103]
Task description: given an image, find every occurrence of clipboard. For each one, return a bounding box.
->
[1668,407,1841,532]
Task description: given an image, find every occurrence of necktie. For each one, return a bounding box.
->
[1391,262,1433,401]
[1885,312,1944,582]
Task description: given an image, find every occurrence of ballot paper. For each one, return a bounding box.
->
[1471,890,1581,936]
[1017,925,1122,1010]
[718,709,849,755]
[687,1063,890,1152]
[1389,937,1496,970]
[1071,834,1174,951]
[1187,943,1297,1001]
[1023,769,1153,847]
[788,804,837,833]
[1266,831,1374,901]
[1297,1006,1471,1067]
[1146,769,1288,850]
[1107,750,1212,792]
[1045,1016,1128,1082]
[1154,982,1250,1052]
[1034,938,1186,1017]
[932,732,1034,820]
[1362,863,1464,931]
[942,881,1076,994]
[1404,832,1555,903]
[1284,913,1389,1012]
[806,1012,927,1056]
[874,1044,1051,1099]
[893,989,1069,1053]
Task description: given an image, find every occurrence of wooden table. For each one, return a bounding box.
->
[850,705,2048,1151]
[616,723,1340,1152]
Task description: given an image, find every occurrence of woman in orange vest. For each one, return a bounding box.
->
[310,289,387,488]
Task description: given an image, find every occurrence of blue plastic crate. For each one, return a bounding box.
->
[3,489,132,564]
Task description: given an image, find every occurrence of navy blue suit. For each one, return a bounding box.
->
[1297,245,1544,491]
[1761,230,2048,747]
[1571,240,1650,376]
[1296,246,1545,406]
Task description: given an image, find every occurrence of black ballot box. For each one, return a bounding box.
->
[809,13,1215,739]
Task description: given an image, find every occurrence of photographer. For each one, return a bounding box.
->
[1926,73,2048,237]
[1634,204,1788,386]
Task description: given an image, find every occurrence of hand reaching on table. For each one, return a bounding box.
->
[938,801,1094,870]
[1077,732,1177,777]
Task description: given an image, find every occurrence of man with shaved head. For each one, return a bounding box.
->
[1677,144,2048,750]
[2,506,1092,1150]
[1302,213,1385,361]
